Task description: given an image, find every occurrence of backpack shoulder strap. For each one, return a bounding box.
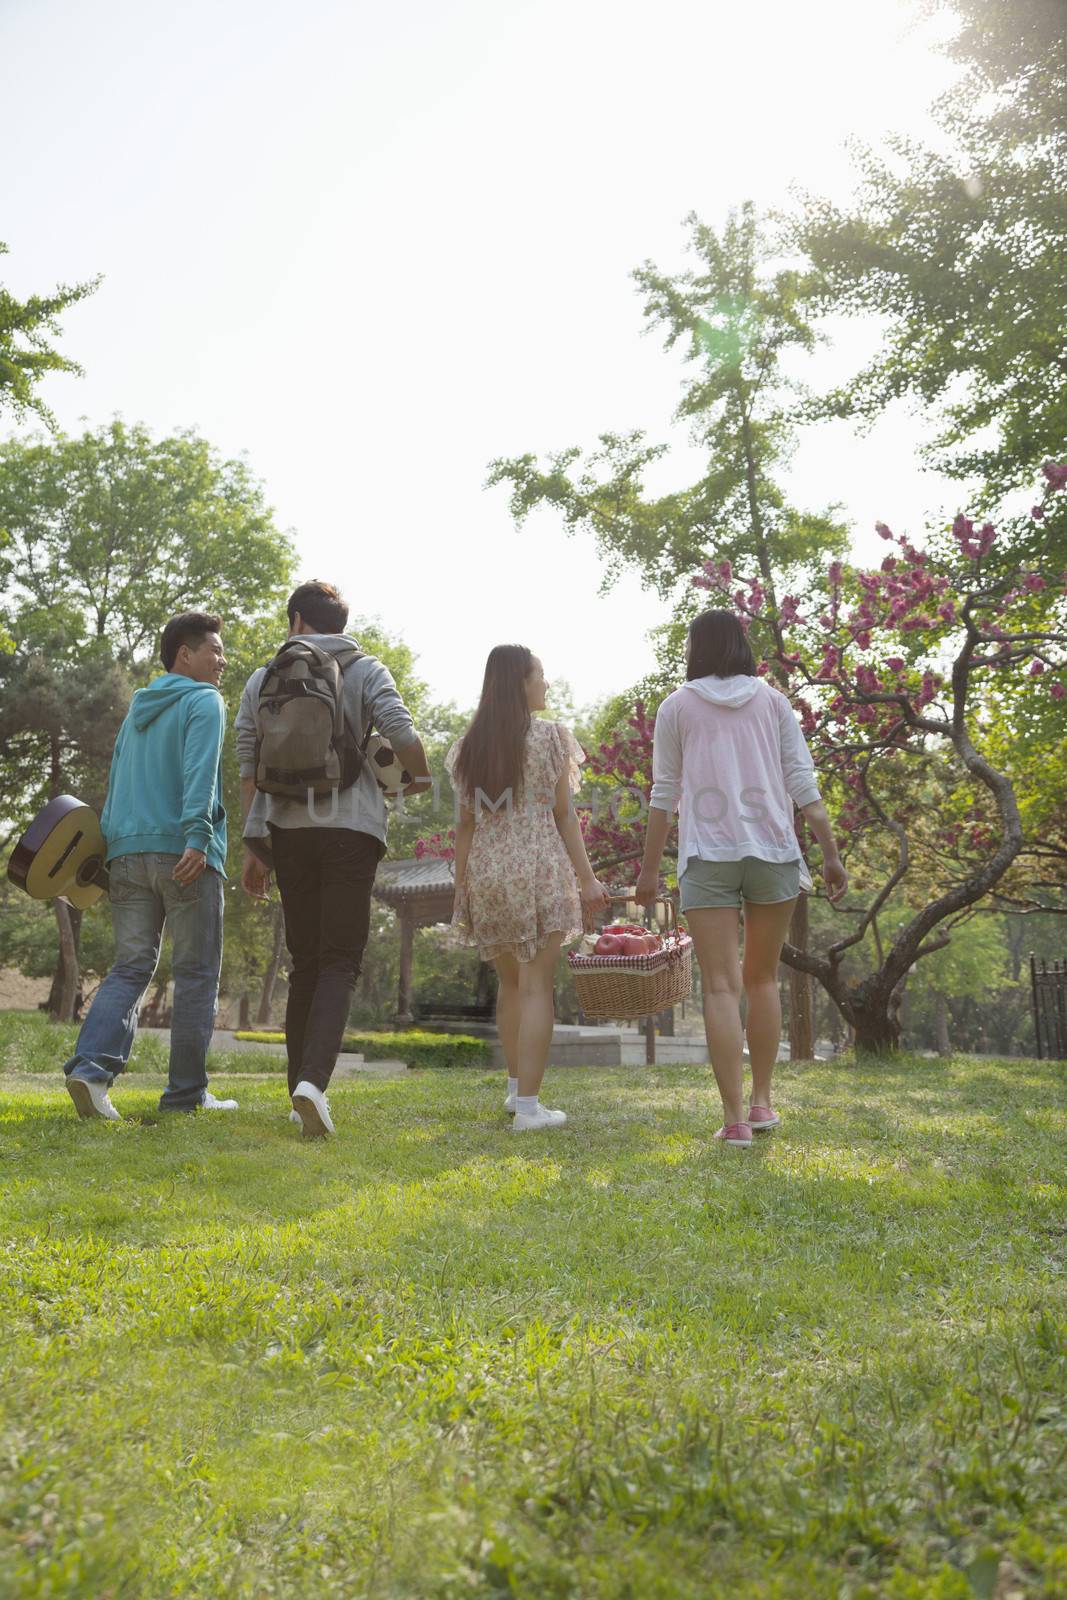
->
[329,645,373,747]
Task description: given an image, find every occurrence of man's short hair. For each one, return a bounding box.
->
[160,612,222,671]
[287,580,349,634]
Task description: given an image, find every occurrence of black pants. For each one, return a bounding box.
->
[270,827,384,1095]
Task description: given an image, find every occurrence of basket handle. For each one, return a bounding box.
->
[605,891,679,937]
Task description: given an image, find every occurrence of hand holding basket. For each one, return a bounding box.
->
[567,894,693,1021]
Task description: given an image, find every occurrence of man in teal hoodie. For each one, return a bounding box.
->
[63,612,236,1118]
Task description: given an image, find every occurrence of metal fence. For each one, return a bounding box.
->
[1030,955,1067,1060]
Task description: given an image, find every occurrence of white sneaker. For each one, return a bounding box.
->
[512,1105,567,1132]
[504,1092,517,1114]
[292,1080,334,1137]
[201,1091,238,1110]
[66,1079,120,1121]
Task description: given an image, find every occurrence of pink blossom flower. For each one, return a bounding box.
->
[1029,660,1045,676]
[1020,573,1046,593]
[875,522,893,540]
[951,513,996,559]
[886,657,905,673]
[1032,505,1046,520]
[828,561,844,585]
[1051,681,1065,700]
[1042,460,1067,492]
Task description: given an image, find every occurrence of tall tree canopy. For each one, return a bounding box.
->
[0,241,98,425]
[0,419,294,662]
[489,205,846,608]
[797,0,1067,498]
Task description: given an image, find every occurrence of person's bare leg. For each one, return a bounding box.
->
[741,897,797,1109]
[686,908,744,1126]
[494,953,521,1082]
[515,934,564,1098]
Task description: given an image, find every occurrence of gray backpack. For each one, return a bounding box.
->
[254,639,368,798]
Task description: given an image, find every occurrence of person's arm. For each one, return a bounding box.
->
[239,775,270,898]
[774,692,848,902]
[175,691,225,885]
[393,735,432,796]
[635,807,674,906]
[800,797,848,902]
[453,801,476,889]
[636,700,681,906]
[361,660,432,796]
[236,671,270,898]
[553,765,610,918]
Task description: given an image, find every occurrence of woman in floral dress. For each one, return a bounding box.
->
[447,646,610,1131]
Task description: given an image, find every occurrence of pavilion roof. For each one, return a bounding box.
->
[373,858,456,909]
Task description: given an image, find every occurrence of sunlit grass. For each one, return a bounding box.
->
[1,1011,1065,1598]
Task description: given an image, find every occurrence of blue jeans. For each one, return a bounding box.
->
[63,852,224,1110]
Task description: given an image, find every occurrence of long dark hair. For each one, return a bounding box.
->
[455,645,533,808]
[686,609,756,679]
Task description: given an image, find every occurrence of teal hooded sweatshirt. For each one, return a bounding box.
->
[101,674,228,876]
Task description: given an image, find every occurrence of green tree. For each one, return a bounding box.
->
[0,241,98,426]
[0,419,293,658]
[796,0,1067,499]
[490,205,845,607]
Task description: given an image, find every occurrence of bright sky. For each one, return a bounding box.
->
[1,0,961,713]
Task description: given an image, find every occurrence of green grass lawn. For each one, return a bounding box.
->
[1,1011,1065,1599]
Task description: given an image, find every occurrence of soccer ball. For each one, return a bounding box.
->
[365,734,413,797]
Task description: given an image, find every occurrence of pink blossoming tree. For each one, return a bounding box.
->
[688,464,1067,1051]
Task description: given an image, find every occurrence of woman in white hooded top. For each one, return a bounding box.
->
[636,610,848,1147]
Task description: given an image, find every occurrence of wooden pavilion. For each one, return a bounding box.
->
[373,858,492,1027]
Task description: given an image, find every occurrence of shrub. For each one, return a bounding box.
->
[233,1029,491,1070]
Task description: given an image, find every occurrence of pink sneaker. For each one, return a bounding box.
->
[713,1122,752,1147]
[748,1105,780,1131]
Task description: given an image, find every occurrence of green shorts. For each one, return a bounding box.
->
[679,855,801,911]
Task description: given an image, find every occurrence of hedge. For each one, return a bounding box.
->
[233,1029,491,1070]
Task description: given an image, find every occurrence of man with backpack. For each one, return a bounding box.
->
[236,580,430,1136]
[63,611,236,1118]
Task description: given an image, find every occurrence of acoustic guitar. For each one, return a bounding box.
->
[7,795,110,909]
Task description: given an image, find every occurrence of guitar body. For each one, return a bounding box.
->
[7,796,110,909]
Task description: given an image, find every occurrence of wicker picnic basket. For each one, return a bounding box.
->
[568,895,692,1021]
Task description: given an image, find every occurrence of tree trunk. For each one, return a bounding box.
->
[256,905,287,1026]
[851,1003,901,1056]
[788,894,814,1061]
[51,901,79,1022]
[47,904,83,1017]
[934,991,952,1057]
[396,907,415,1027]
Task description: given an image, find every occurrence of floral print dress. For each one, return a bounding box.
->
[445,720,586,963]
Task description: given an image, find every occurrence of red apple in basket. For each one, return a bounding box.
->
[594,933,626,955]
[615,933,650,955]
